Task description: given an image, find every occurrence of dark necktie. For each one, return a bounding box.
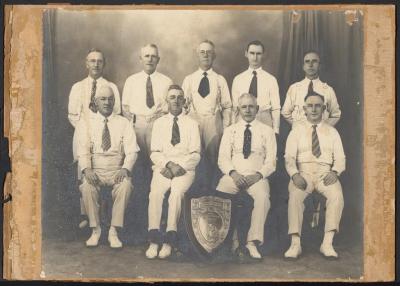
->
[308,80,314,95]
[249,70,258,97]
[146,76,155,108]
[198,72,210,98]
[171,116,180,146]
[312,125,321,158]
[102,118,111,152]
[88,79,97,113]
[243,124,252,159]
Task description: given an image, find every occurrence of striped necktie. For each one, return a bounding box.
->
[88,79,97,113]
[146,76,155,108]
[102,118,111,152]
[171,116,180,146]
[243,124,252,159]
[311,124,321,158]
[249,70,258,97]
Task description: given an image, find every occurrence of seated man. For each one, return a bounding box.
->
[284,91,345,259]
[146,85,201,259]
[216,93,277,259]
[75,84,139,248]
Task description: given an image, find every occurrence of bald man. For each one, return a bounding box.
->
[217,93,277,259]
[182,40,232,188]
[75,84,139,248]
[122,44,173,161]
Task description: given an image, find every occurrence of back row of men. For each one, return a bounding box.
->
[68,40,345,262]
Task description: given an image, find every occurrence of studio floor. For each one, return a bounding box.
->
[42,237,363,281]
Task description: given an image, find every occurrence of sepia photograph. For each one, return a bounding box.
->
[40,7,364,280]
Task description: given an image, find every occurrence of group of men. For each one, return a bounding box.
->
[67,39,346,261]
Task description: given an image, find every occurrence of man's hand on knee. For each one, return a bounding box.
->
[160,167,174,179]
[244,172,263,188]
[166,162,187,177]
[114,168,129,184]
[230,170,248,189]
[323,171,338,186]
[83,168,99,186]
[292,173,307,190]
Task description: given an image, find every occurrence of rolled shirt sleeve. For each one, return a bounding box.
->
[218,127,236,175]
[68,83,82,128]
[331,129,346,175]
[284,129,299,178]
[121,120,140,171]
[325,87,341,126]
[281,84,295,125]
[75,119,92,172]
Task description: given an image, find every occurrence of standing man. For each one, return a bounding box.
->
[281,50,341,128]
[68,49,121,227]
[182,40,232,188]
[75,84,139,248]
[284,91,345,259]
[216,93,277,259]
[231,40,281,135]
[122,44,173,162]
[146,85,201,259]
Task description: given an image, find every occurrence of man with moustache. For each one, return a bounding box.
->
[216,93,277,259]
[122,44,173,162]
[145,85,201,259]
[68,49,121,228]
[182,40,232,188]
[284,91,345,259]
[231,40,281,135]
[281,50,341,128]
[75,84,139,248]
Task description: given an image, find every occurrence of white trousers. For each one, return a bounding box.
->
[216,175,270,244]
[288,170,344,235]
[148,170,195,232]
[80,169,132,228]
[134,116,155,160]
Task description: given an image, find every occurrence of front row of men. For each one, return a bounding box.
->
[75,83,345,261]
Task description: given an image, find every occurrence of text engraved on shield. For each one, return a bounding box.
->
[191,196,231,253]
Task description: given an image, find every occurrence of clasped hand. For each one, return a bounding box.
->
[161,162,186,179]
[231,171,262,190]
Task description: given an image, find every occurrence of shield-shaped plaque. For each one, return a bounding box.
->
[184,191,235,260]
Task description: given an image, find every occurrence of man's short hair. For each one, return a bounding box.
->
[87,48,106,62]
[246,40,265,53]
[238,93,258,106]
[303,49,321,61]
[95,83,114,98]
[199,39,216,50]
[304,91,324,103]
[168,84,184,93]
[141,43,159,55]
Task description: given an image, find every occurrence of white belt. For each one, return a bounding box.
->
[298,162,331,173]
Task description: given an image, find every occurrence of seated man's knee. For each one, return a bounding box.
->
[216,175,238,194]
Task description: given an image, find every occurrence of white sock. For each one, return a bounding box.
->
[322,230,335,246]
[94,226,101,233]
[291,234,300,246]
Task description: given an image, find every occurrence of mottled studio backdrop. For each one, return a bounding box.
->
[43,9,363,255]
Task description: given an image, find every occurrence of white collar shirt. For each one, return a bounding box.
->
[218,118,277,178]
[122,70,173,117]
[232,67,281,112]
[75,112,140,172]
[284,120,346,177]
[68,76,121,127]
[282,77,341,126]
[150,113,201,172]
[182,68,232,116]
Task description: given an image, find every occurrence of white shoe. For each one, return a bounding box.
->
[284,243,302,259]
[246,243,262,259]
[158,243,172,259]
[86,228,101,247]
[145,243,159,259]
[108,228,122,248]
[320,243,338,259]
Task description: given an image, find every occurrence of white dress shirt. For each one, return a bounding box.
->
[281,77,341,126]
[68,76,121,128]
[122,71,173,117]
[182,68,232,124]
[218,119,277,178]
[75,112,140,172]
[284,121,346,177]
[150,113,201,172]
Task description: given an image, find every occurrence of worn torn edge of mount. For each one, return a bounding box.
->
[2,4,395,282]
